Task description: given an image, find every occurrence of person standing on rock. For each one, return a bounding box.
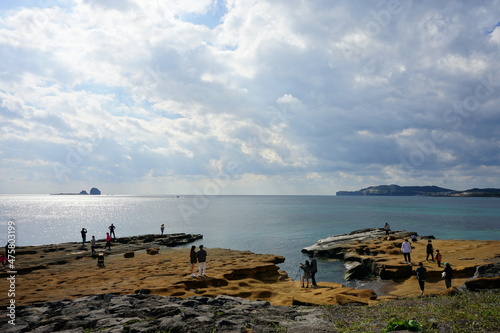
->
[91,236,96,255]
[443,262,453,288]
[384,223,391,236]
[105,232,112,250]
[426,240,434,262]
[108,224,116,240]
[196,245,207,277]
[401,239,412,265]
[160,224,165,235]
[190,245,197,277]
[81,228,87,246]
[300,260,311,288]
[415,262,426,295]
[309,254,318,287]
[435,249,442,267]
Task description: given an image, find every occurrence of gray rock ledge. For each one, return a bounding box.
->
[302,228,414,257]
[0,294,333,333]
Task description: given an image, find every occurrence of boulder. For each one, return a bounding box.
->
[124,251,135,258]
[146,248,159,255]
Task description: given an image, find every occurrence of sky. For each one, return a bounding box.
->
[1,0,500,195]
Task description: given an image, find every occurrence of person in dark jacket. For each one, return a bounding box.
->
[443,262,453,288]
[384,223,391,236]
[190,246,197,277]
[196,245,207,277]
[108,224,116,240]
[415,262,426,295]
[308,254,318,287]
[426,240,434,262]
[81,228,87,246]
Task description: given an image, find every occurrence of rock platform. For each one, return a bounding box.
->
[1,294,334,333]
[1,231,499,332]
[303,228,500,298]
[0,233,380,311]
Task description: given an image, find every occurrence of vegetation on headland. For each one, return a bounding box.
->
[323,290,500,332]
[336,184,500,197]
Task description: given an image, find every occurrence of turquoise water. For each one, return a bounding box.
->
[1,195,499,286]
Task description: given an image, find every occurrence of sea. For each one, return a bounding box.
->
[1,194,499,290]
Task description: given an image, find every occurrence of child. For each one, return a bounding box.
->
[300,260,311,288]
[435,249,442,267]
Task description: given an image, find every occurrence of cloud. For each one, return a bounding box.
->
[1,0,500,194]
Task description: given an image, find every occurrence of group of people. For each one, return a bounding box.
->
[299,254,318,288]
[189,245,208,277]
[80,224,116,254]
[401,238,444,267]
[416,261,454,295]
[400,236,454,295]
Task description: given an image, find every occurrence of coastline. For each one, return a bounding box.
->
[1,231,499,332]
[0,234,380,308]
[2,231,499,310]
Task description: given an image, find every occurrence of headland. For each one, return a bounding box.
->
[336,184,500,197]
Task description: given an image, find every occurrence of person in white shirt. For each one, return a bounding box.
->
[401,239,412,265]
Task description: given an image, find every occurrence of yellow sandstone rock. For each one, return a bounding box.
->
[1,235,498,307]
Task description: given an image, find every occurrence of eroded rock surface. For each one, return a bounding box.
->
[303,229,500,298]
[0,238,379,309]
[0,294,335,333]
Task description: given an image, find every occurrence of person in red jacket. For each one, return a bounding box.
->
[105,232,112,250]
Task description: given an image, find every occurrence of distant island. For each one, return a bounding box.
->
[51,187,101,195]
[336,185,500,197]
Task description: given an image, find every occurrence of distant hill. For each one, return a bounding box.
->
[336,185,500,197]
